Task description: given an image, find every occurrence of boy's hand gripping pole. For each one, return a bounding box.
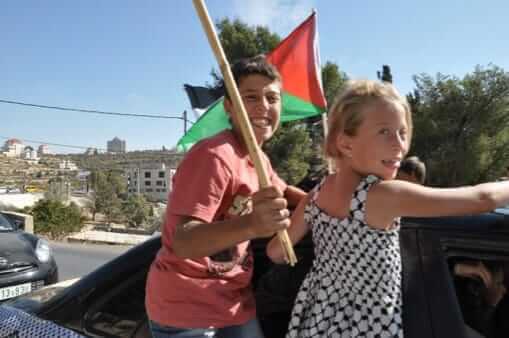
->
[192,0,297,266]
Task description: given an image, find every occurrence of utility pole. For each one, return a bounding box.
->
[183,110,188,134]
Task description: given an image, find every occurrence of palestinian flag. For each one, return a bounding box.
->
[176,12,326,152]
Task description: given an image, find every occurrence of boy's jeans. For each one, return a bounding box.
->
[149,318,264,338]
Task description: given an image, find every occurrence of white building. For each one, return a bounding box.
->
[125,162,175,202]
[59,160,78,171]
[107,137,126,153]
[37,144,49,156]
[22,146,39,162]
[2,139,24,157]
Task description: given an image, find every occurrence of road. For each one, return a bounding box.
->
[50,241,132,281]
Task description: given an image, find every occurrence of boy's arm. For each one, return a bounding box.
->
[172,186,290,259]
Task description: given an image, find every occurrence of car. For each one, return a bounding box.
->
[0,212,58,303]
[3,212,509,338]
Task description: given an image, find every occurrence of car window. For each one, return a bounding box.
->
[448,255,509,338]
[0,213,14,231]
[83,268,148,338]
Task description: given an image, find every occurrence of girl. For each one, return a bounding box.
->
[267,79,509,337]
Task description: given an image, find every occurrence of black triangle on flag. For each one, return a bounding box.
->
[183,84,219,110]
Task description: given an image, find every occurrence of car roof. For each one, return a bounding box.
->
[402,212,509,233]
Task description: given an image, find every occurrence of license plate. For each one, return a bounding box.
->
[0,282,32,301]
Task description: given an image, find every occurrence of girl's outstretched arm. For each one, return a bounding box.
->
[366,179,509,228]
[266,194,311,264]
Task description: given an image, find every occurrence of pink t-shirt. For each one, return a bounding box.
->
[145,130,287,328]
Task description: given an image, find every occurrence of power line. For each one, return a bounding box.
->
[0,99,195,123]
[0,136,106,152]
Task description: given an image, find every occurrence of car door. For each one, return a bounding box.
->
[405,213,509,338]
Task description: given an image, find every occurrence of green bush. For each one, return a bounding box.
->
[32,199,83,239]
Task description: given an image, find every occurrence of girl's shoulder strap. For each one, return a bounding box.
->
[349,174,380,221]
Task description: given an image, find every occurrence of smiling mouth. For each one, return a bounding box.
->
[382,159,401,168]
[251,118,271,128]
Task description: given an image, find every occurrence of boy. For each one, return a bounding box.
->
[145,55,305,337]
[396,155,426,185]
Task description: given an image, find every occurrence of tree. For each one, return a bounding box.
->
[217,18,280,63]
[122,194,150,227]
[32,199,83,238]
[45,177,70,202]
[322,61,348,105]
[89,170,125,223]
[409,65,509,186]
[264,122,313,185]
[377,65,393,83]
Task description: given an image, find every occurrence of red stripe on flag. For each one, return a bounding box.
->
[267,12,327,109]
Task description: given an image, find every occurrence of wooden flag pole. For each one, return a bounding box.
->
[192,0,297,266]
[321,113,334,173]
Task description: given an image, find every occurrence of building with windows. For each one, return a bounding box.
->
[22,146,39,162]
[125,162,175,202]
[2,139,24,157]
[107,137,126,153]
[59,160,78,171]
[37,144,49,156]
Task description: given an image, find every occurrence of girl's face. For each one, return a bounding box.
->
[342,99,410,180]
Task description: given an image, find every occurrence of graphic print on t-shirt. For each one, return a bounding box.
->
[208,194,253,276]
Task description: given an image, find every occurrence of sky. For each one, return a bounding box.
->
[2,0,508,154]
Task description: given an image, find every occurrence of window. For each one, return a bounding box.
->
[83,269,149,338]
[445,246,509,338]
[159,171,165,178]
[146,188,153,192]
[145,181,151,186]
[156,181,163,186]
[144,172,151,178]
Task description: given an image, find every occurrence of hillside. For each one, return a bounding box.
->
[67,150,184,171]
[0,155,64,190]
[0,150,184,191]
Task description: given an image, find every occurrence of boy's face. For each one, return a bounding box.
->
[224,74,282,145]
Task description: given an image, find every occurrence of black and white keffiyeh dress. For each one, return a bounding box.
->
[287,175,403,338]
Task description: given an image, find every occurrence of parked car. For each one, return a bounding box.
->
[0,212,58,303]
[3,211,509,338]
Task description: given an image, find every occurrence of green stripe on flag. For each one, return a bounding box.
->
[177,99,229,152]
[176,93,324,152]
[280,93,324,122]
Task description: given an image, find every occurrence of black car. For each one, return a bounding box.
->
[3,211,509,338]
[0,212,58,304]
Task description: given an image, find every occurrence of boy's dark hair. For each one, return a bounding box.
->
[223,55,281,100]
[399,156,426,184]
